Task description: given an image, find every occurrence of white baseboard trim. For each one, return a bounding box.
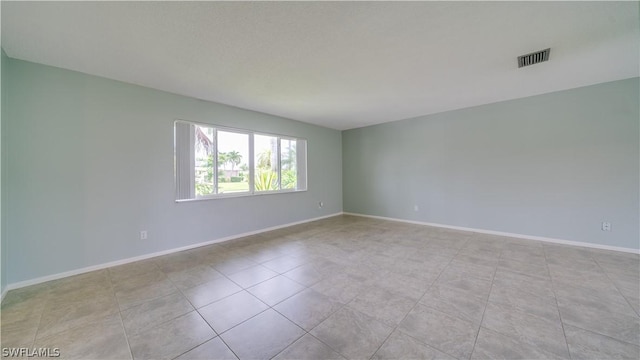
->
[344,212,640,254]
[2,212,343,297]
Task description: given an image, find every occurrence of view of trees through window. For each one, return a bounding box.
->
[254,134,278,191]
[194,126,215,196]
[185,123,303,198]
[217,131,250,194]
[281,139,297,190]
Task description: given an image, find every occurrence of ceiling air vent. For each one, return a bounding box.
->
[518,48,550,68]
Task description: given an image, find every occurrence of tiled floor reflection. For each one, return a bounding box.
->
[2,215,639,359]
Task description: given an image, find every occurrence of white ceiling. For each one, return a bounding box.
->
[2,1,639,130]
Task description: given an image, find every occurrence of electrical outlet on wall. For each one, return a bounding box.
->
[318,201,324,209]
[601,222,611,232]
[414,205,419,212]
[140,230,148,240]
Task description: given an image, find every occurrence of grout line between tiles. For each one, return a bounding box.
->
[543,244,573,360]
[469,246,499,360]
[26,292,48,349]
[591,255,640,319]
[108,271,135,360]
[371,236,468,360]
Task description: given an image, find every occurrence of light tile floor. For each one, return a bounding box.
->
[1,215,639,359]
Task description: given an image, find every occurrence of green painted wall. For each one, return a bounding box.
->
[4,58,342,285]
[1,49,7,294]
[343,78,640,250]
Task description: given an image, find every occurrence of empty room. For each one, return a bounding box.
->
[1,1,639,360]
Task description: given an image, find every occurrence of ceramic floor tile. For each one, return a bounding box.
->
[497,258,550,279]
[121,291,194,336]
[564,324,640,360]
[460,240,504,255]
[452,253,500,268]
[274,288,344,330]
[374,272,431,300]
[418,243,460,258]
[311,273,369,304]
[1,318,40,348]
[445,260,497,281]
[227,265,279,288]
[183,277,243,309]
[244,248,287,264]
[115,279,178,310]
[387,258,446,281]
[1,293,46,348]
[500,246,546,264]
[48,270,112,296]
[247,275,306,306]
[347,287,417,327]
[166,264,224,291]
[492,269,555,299]
[432,270,493,300]
[282,264,325,286]
[36,293,120,340]
[34,314,131,360]
[198,290,269,333]
[600,261,640,280]
[221,309,305,360]
[546,255,602,273]
[1,282,51,309]
[155,251,202,274]
[48,285,114,310]
[420,285,487,325]
[488,285,560,323]
[559,303,640,346]
[548,265,613,291]
[111,268,167,293]
[109,259,160,284]
[471,326,568,360]
[175,337,238,360]
[372,330,456,360]
[311,307,393,359]
[481,302,569,358]
[543,244,595,262]
[610,272,640,297]
[309,258,347,278]
[628,298,640,318]
[592,250,640,268]
[211,257,257,276]
[261,255,307,273]
[273,334,345,360]
[343,262,382,279]
[554,281,636,318]
[128,311,215,360]
[614,277,640,316]
[4,216,639,360]
[398,303,479,359]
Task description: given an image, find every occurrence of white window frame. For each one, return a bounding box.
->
[174,120,308,202]
[195,126,252,200]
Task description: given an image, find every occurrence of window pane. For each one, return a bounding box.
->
[217,130,249,194]
[281,139,297,189]
[176,120,307,201]
[194,125,215,196]
[254,134,279,191]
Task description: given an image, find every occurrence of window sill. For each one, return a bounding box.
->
[175,188,307,203]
